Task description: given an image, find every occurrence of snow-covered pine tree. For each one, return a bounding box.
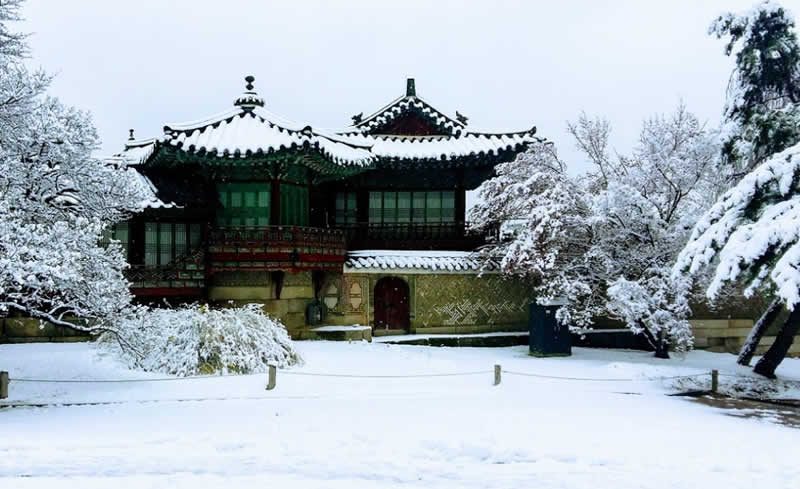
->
[711,0,800,172]
[471,105,722,357]
[682,0,800,373]
[675,142,800,377]
[0,0,153,333]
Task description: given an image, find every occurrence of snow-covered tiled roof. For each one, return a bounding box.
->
[118,106,375,168]
[116,77,375,169]
[117,76,541,169]
[115,139,158,166]
[348,94,466,136]
[345,250,499,273]
[161,107,374,167]
[337,131,539,162]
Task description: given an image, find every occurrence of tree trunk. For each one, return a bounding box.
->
[753,306,800,378]
[737,298,782,366]
[642,328,670,359]
[654,329,670,359]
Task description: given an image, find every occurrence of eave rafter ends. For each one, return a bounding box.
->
[116,76,541,172]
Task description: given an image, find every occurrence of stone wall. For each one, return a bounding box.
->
[209,270,315,337]
[691,318,800,357]
[324,271,535,334]
[0,317,92,343]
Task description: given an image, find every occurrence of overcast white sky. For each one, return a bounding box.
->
[20,0,798,174]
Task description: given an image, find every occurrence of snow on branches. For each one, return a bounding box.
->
[103,304,302,376]
[472,105,723,355]
[710,0,800,170]
[0,0,153,331]
[675,142,800,308]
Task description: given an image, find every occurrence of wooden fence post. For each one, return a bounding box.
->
[0,371,8,399]
[266,365,276,391]
[711,369,718,394]
[494,364,501,386]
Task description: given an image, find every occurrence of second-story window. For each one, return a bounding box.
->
[368,190,455,225]
[144,222,203,266]
[217,183,270,227]
[335,192,358,224]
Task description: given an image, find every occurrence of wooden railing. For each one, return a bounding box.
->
[127,247,206,295]
[207,226,347,272]
[127,222,490,290]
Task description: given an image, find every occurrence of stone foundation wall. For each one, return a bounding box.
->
[691,318,800,357]
[0,317,92,343]
[209,270,315,338]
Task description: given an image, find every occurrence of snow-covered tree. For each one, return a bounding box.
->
[710,0,800,171]
[675,143,800,377]
[472,105,722,357]
[676,0,800,377]
[0,0,152,333]
[469,141,603,328]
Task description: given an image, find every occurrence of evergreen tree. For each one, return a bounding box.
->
[682,0,800,375]
[710,0,800,171]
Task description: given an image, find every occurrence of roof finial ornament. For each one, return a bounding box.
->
[406,78,416,97]
[351,112,363,125]
[455,111,468,125]
[234,74,265,110]
[128,129,135,141]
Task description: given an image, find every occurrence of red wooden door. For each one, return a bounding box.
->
[374,277,410,331]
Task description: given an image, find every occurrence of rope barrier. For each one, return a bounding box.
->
[279,370,491,379]
[502,370,711,382]
[9,372,261,383]
[8,369,711,384]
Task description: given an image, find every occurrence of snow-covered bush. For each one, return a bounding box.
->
[607,269,694,355]
[104,304,301,376]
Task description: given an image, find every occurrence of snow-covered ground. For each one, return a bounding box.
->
[1,341,799,488]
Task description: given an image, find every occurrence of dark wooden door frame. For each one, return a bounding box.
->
[373,277,410,331]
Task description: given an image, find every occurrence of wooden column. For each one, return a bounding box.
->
[270,179,281,225]
[455,168,467,237]
[357,189,370,223]
[128,216,146,265]
[0,371,8,399]
[455,188,467,224]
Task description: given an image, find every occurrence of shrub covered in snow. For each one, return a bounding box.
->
[104,303,301,376]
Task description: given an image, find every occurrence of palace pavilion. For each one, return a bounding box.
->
[113,76,540,338]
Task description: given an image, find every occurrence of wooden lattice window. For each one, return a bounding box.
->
[144,222,202,266]
[335,191,358,224]
[368,191,455,224]
[217,183,270,227]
